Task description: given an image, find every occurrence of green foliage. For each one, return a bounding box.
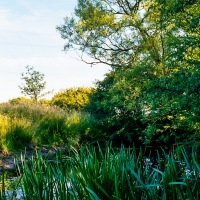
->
[8,97,52,107]
[19,66,48,103]
[67,112,105,144]
[0,114,9,153]
[0,103,52,122]
[6,118,33,151]
[51,87,93,111]
[2,145,199,199]
[0,102,100,152]
[9,97,34,105]
[57,0,163,67]
[59,0,200,146]
[0,114,33,153]
[38,98,51,106]
[37,112,71,145]
[140,0,200,144]
[37,111,102,146]
[142,67,200,145]
[87,64,158,145]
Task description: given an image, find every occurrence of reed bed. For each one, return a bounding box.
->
[1,145,200,199]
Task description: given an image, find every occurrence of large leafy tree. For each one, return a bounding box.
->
[57,0,164,69]
[58,0,200,145]
[141,0,200,144]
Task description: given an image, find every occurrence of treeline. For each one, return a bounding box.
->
[8,87,92,110]
[56,0,200,146]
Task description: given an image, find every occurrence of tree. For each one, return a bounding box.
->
[58,0,200,146]
[140,0,200,145]
[58,0,165,144]
[57,0,164,69]
[19,66,48,104]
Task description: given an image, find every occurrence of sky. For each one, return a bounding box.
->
[0,0,110,102]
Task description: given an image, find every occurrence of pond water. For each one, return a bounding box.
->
[0,170,23,199]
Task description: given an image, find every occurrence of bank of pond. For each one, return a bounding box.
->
[0,145,200,200]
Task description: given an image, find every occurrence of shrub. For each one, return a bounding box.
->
[6,118,33,150]
[37,112,69,145]
[51,87,93,110]
[0,115,33,153]
[0,114,9,152]
[8,97,34,105]
[38,99,51,106]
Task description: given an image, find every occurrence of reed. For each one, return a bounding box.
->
[1,145,198,200]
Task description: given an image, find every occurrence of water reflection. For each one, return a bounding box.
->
[0,170,23,200]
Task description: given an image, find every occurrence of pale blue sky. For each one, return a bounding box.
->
[0,0,109,102]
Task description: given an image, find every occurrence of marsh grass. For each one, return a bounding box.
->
[0,103,65,123]
[1,145,199,200]
[0,115,32,153]
[0,103,97,153]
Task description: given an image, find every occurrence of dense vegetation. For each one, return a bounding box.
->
[1,145,200,199]
[0,101,100,154]
[1,0,198,152]
[57,0,200,146]
[51,87,93,110]
[0,0,200,199]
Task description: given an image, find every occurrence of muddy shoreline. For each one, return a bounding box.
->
[0,146,68,172]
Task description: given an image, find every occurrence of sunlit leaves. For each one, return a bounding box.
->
[51,87,93,111]
[58,0,200,146]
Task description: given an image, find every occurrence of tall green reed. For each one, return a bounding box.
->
[10,145,200,200]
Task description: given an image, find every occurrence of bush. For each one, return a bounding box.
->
[8,97,34,105]
[51,87,93,110]
[0,115,33,153]
[37,112,69,145]
[6,118,33,150]
[36,110,103,147]
[0,114,9,152]
[38,99,51,106]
